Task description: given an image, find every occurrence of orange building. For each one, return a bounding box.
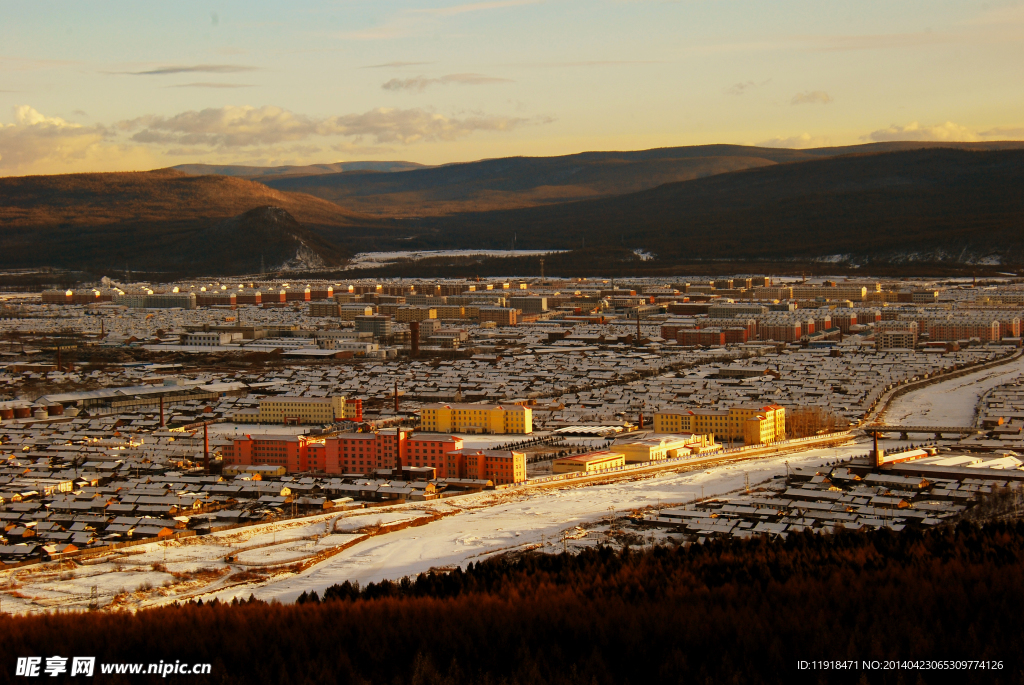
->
[222,430,474,476]
[220,434,326,473]
[443,448,526,485]
[323,430,464,474]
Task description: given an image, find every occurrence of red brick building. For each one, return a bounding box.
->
[444,448,527,485]
[220,429,466,475]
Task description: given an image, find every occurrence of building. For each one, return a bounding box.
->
[653,404,785,445]
[444,448,526,485]
[706,303,768,318]
[677,328,726,347]
[875,321,918,350]
[181,331,241,347]
[309,302,341,317]
[113,292,197,310]
[509,296,548,314]
[355,315,393,338]
[617,434,717,463]
[222,430,465,475]
[396,307,437,322]
[324,431,463,475]
[927,317,1003,343]
[478,307,518,326]
[220,434,325,472]
[233,396,363,425]
[419,403,532,434]
[339,305,375,321]
[552,451,625,474]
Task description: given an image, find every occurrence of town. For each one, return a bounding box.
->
[0,271,1019,610]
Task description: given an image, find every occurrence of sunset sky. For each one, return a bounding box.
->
[2,0,1023,175]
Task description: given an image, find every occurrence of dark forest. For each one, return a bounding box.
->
[1,522,1022,684]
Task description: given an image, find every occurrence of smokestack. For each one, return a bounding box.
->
[411,320,419,357]
[395,429,405,481]
[159,396,165,427]
[203,423,210,474]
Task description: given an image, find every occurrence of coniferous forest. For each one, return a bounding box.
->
[2,522,1023,684]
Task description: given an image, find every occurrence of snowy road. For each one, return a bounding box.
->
[883,354,1024,427]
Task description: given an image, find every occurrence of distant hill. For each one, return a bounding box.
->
[0,169,380,274]
[7,143,1024,276]
[257,141,1024,218]
[173,161,428,178]
[392,147,1024,267]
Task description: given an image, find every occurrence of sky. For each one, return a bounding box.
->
[1,0,1023,176]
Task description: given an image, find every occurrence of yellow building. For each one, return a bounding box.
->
[234,396,363,425]
[552,451,625,474]
[434,305,466,319]
[396,307,437,322]
[419,403,532,434]
[653,404,785,445]
[617,434,718,463]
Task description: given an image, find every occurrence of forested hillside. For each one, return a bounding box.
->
[3,522,1021,684]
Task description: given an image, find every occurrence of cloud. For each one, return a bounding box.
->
[118,104,542,147]
[726,81,757,96]
[758,132,833,149]
[319,108,542,144]
[979,126,1024,139]
[0,105,156,175]
[363,61,434,69]
[791,91,833,105]
[865,121,980,142]
[382,73,513,92]
[725,79,770,96]
[168,83,254,89]
[125,64,260,76]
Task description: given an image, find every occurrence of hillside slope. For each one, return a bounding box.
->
[258,141,1024,218]
[0,169,380,273]
[397,148,1024,266]
[173,161,427,178]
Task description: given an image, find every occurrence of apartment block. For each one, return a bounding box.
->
[419,403,532,434]
[875,321,918,350]
[654,404,785,445]
[478,307,518,326]
[233,396,363,424]
[444,448,527,485]
[308,302,341,317]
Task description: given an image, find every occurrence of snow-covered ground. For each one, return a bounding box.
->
[4,435,911,612]
[202,436,895,604]
[883,355,1024,426]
